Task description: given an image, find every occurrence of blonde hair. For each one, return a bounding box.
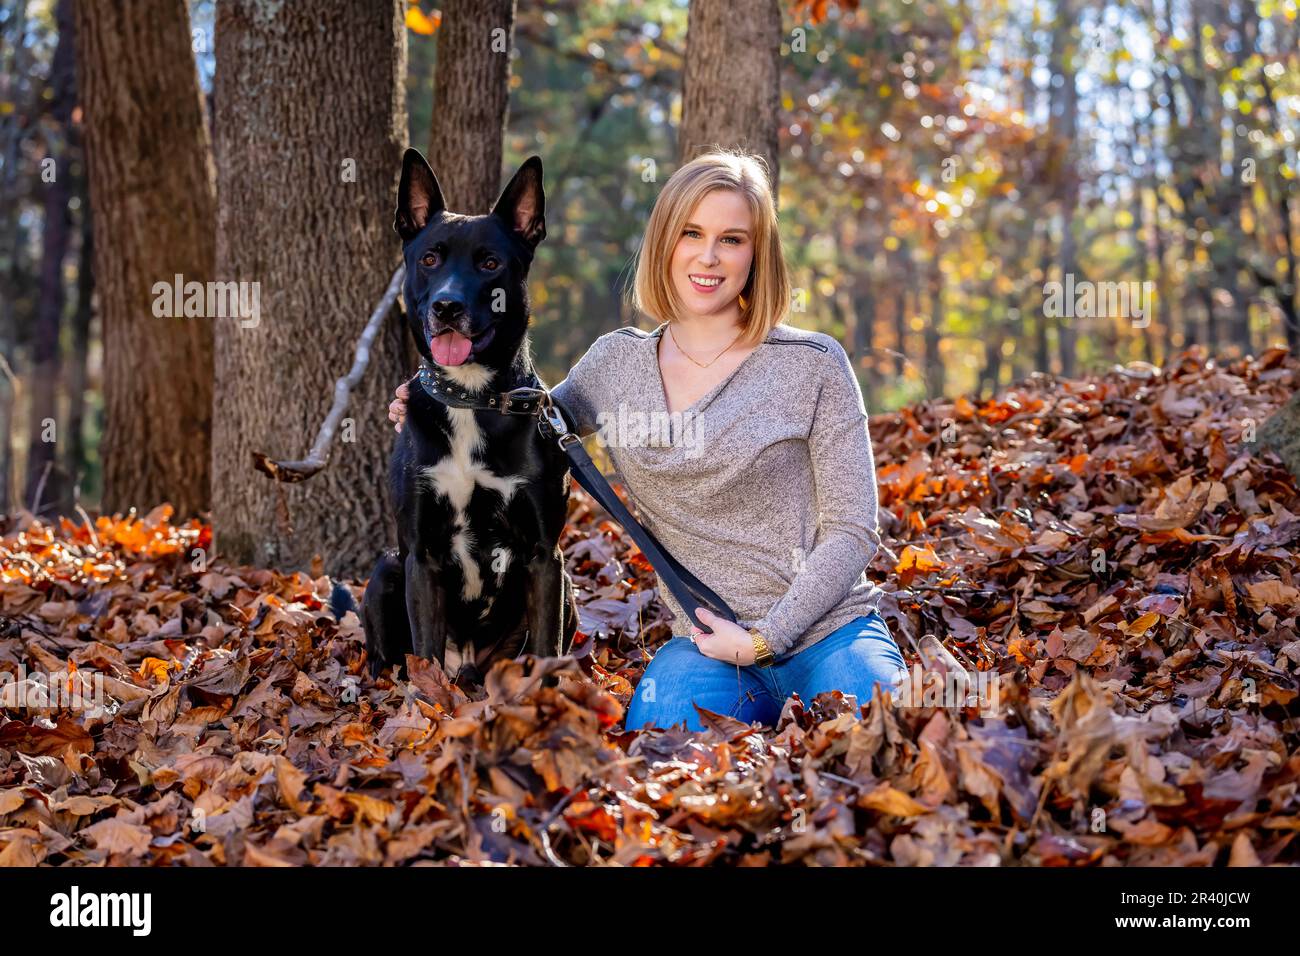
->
[628,147,791,349]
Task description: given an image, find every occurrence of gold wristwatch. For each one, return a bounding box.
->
[748,626,776,667]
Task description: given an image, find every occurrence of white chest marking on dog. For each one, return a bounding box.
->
[440,363,494,392]
[419,402,524,601]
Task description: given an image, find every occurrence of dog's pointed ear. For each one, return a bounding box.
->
[396,148,446,242]
[490,156,546,249]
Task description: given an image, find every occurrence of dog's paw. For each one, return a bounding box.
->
[367,655,405,683]
[328,580,359,621]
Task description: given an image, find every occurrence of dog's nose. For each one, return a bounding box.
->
[431,299,466,323]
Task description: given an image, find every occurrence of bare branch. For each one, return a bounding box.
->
[254,264,406,483]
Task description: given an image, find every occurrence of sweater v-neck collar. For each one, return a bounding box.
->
[646,321,772,419]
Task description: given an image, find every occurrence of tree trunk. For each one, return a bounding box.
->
[680,0,781,197]
[890,241,912,377]
[849,231,873,365]
[1034,221,1053,374]
[1223,122,1249,355]
[25,0,77,514]
[1199,283,1218,352]
[979,300,1008,398]
[1154,197,1174,362]
[1010,300,1030,383]
[427,0,516,213]
[0,0,35,513]
[211,0,408,575]
[1258,392,1300,487]
[1257,72,1299,349]
[1049,0,1079,378]
[893,282,908,377]
[1140,90,1169,365]
[923,253,945,399]
[74,0,216,517]
[1270,184,1299,349]
[66,203,93,499]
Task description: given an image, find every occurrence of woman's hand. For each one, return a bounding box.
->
[389,381,410,433]
[690,608,758,665]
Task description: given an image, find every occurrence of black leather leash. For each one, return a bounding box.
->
[414,364,737,634]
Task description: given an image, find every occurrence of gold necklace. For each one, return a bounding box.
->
[667,323,745,369]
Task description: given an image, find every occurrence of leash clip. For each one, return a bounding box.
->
[539,397,580,450]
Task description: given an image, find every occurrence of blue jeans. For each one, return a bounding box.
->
[624,612,908,732]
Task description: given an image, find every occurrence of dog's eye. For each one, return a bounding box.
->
[481,257,500,271]
[420,251,439,268]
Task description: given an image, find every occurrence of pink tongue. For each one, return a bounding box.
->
[431,329,474,366]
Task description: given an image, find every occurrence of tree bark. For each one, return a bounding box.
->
[0,0,35,513]
[679,0,781,196]
[979,300,1008,399]
[1139,89,1168,365]
[25,0,77,513]
[1048,0,1079,378]
[923,252,945,399]
[890,242,911,377]
[1034,219,1053,374]
[211,0,409,575]
[1256,71,1299,350]
[66,202,93,498]
[74,0,216,517]
[848,226,873,367]
[427,0,516,213]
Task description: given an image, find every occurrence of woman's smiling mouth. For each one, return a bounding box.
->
[689,273,724,293]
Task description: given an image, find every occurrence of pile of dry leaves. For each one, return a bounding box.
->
[2,346,1299,866]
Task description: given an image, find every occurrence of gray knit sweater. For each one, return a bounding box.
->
[551,321,885,659]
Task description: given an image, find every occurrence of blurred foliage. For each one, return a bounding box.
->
[0,0,1297,514]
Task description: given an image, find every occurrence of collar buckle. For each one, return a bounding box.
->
[499,386,545,415]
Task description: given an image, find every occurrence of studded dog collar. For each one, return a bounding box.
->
[414,364,551,416]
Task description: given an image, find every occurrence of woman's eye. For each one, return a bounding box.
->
[420,251,439,267]
[684,229,739,244]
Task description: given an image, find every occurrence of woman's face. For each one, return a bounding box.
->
[669,189,755,321]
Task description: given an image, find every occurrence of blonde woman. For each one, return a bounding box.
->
[388,148,906,731]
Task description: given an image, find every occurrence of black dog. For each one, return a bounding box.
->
[361,148,579,684]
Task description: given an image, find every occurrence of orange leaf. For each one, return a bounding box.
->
[859,784,929,817]
[895,543,944,575]
[138,657,174,683]
[405,6,439,34]
[1121,612,1161,636]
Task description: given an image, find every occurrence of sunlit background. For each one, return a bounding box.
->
[1,0,1297,510]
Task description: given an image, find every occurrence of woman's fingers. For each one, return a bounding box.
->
[390,379,413,432]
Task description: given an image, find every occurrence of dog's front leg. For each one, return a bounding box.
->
[363,549,413,678]
[524,546,564,660]
[405,552,449,666]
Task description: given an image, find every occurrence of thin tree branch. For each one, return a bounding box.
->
[254,264,406,483]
